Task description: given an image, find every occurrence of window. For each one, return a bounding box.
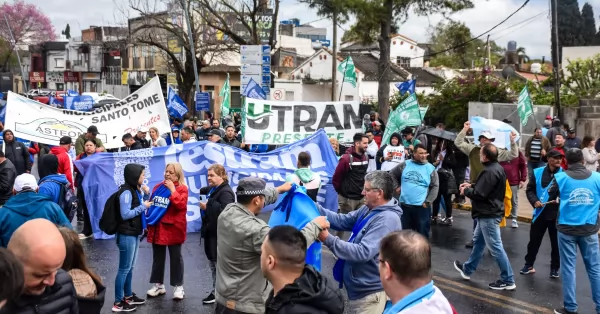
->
[285,90,294,100]
[397,57,411,68]
[344,95,354,101]
[55,58,65,68]
[231,86,241,109]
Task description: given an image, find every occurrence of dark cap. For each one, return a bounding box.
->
[208,129,221,137]
[568,128,576,133]
[59,136,72,145]
[566,148,584,164]
[401,127,414,135]
[87,125,99,135]
[236,177,266,196]
[546,149,564,159]
[171,127,180,133]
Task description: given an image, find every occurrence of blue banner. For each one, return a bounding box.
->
[168,87,188,118]
[242,78,267,99]
[48,96,63,108]
[0,104,5,124]
[64,95,94,111]
[75,129,339,239]
[67,89,79,96]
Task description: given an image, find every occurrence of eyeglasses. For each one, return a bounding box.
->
[363,187,381,193]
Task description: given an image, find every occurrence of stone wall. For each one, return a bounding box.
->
[576,99,600,136]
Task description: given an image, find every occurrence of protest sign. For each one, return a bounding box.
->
[74,129,339,239]
[470,116,521,150]
[242,99,362,144]
[64,95,94,111]
[4,76,170,149]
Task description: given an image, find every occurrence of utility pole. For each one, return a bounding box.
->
[182,0,201,118]
[331,10,337,102]
[551,0,562,120]
[4,14,28,93]
[487,35,491,68]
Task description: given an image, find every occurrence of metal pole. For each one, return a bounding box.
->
[182,0,201,118]
[3,14,28,93]
[550,0,562,120]
[338,58,347,101]
[331,10,337,102]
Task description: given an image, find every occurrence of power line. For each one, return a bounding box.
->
[488,10,548,41]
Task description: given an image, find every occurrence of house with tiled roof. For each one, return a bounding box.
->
[341,34,427,68]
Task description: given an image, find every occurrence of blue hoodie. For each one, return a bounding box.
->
[317,199,403,300]
[0,191,72,247]
[38,174,70,205]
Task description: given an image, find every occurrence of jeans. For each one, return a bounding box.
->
[150,244,184,287]
[558,232,600,313]
[115,234,140,302]
[527,161,546,178]
[433,193,452,218]
[400,204,430,238]
[509,185,519,220]
[463,218,514,284]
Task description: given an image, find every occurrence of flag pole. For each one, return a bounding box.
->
[338,57,347,101]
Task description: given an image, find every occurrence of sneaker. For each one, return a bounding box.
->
[147,284,166,297]
[453,260,470,280]
[554,308,578,314]
[512,220,518,228]
[441,217,453,226]
[112,301,136,312]
[489,280,516,290]
[519,265,536,275]
[78,233,93,240]
[173,286,185,300]
[465,240,474,249]
[202,292,216,304]
[431,217,438,225]
[550,269,560,279]
[125,293,145,305]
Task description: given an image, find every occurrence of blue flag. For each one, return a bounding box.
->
[48,96,63,108]
[167,87,188,118]
[67,89,79,96]
[75,129,339,239]
[65,95,94,111]
[0,104,5,124]
[242,78,267,100]
[395,79,416,96]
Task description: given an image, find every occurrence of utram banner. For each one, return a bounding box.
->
[4,76,170,149]
[242,99,362,144]
[74,129,339,239]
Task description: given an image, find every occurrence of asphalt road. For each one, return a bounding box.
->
[83,209,597,314]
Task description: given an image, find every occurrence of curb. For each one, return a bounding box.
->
[452,204,533,224]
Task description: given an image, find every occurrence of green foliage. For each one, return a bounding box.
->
[61,24,71,39]
[562,53,600,99]
[581,3,596,45]
[555,0,585,61]
[428,20,504,68]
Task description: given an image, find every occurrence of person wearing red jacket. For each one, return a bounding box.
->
[49,136,74,190]
[499,150,527,228]
[145,163,189,301]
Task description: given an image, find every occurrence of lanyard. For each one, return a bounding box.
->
[207,187,216,199]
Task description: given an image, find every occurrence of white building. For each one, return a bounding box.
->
[44,41,68,90]
[341,34,426,68]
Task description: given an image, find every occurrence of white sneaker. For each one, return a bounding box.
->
[512,220,518,228]
[147,284,166,297]
[173,286,185,300]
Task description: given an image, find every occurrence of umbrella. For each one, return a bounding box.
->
[420,128,457,141]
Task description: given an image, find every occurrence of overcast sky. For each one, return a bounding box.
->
[29,0,600,60]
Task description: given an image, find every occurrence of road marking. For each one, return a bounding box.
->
[435,281,534,314]
[434,276,553,313]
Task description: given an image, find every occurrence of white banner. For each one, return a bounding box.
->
[5,76,170,149]
[242,99,362,144]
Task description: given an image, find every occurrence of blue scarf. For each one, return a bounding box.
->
[146,184,172,226]
[332,210,378,288]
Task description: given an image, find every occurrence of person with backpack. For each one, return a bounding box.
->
[286,152,321,202]
[145,163,189,301]
[100,163,150,312]
[37,154,78,222]
[74,139,98,239]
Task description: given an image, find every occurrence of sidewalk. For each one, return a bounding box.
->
[453,184,534,223]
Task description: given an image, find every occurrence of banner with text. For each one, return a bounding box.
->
[242,99,362,144]
[4,77,170,149]
[74,129,339,239]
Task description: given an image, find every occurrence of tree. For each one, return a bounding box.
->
[580,3,596,45]
[62,24,71,39]
[341,0,473,122]
[517,47,530,64]
[562,53,600,99]
[554,0,584,62]
[0,0,56,71]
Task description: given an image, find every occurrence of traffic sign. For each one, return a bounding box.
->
[262,45,271,54]
[241,54,263,65]
[262,55,271,65]
[272,88,285,100]
[241,45,262,54]
[241,64,262,75]
[262,65,270,74]
[241,74,262,85]
[262,85,270,94]
[195,92,210,111]
[262,74,271,85]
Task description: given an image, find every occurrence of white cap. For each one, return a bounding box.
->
[14,174,38,192]
[479,131,496,141]
[138,126,149,133]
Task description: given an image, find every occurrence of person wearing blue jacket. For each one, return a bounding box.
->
[0,173,72,247]
[37,154,70,205]
[316,171,402,314]
[553,148,600,314]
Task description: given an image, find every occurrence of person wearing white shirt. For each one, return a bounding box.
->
[365,130,379,173]
[377,133,405,171]
[582,135,599,172]
[180,127,197,143]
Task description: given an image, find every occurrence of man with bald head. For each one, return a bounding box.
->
[0,219,78,314]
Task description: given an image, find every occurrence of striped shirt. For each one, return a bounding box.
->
[530,138,543,161]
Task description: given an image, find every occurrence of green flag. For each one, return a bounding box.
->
[517,86,533,126]
[338,56,357,87]
[219,73,231,117]
[382,94,425,145]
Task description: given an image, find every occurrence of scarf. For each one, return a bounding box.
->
[146,184,172,226]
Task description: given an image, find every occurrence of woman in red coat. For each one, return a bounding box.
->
[145,162,189,300]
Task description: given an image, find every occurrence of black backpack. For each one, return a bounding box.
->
[99,188,124,235]
[42,179,78,221]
